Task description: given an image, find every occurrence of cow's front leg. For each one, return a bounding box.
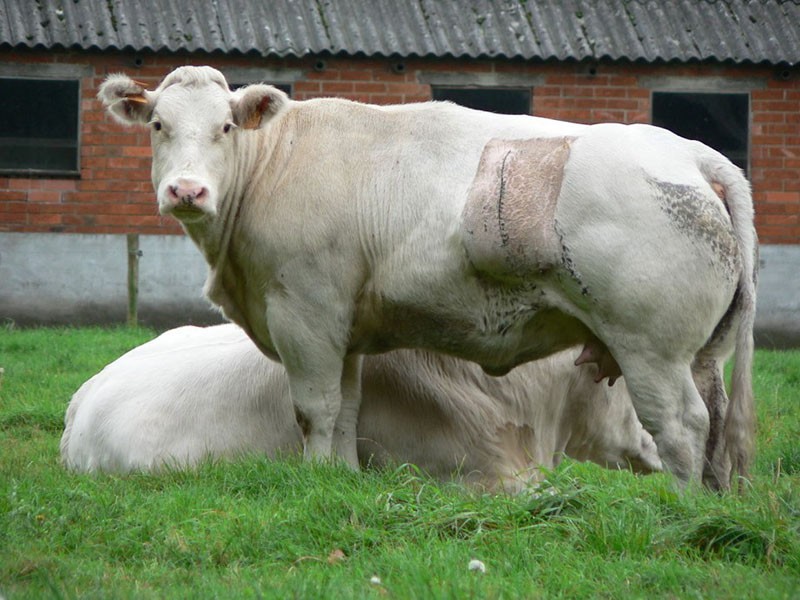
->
[266,297,356,466]
[286,364,342,462]
[332,354,363,469]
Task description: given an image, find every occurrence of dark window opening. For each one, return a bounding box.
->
[652,91,749,174]
[0,77,81,176]
[432,87,531,115]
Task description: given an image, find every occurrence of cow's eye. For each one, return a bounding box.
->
[223,122,234,134]
[152,121,162,132]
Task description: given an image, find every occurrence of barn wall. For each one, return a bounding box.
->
[0,48,798,343]
[0,49,797,241]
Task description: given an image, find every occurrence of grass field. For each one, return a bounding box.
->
[1,326,799,599]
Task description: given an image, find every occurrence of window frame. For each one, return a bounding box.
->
[221,67,301,97]
[421,71,542,116]
[651,90,751,174]
[643,75,764,178]
[431,86,533,115]
[0,62,89,178]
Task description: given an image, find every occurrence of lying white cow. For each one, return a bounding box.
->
[61,324,661,492]
[99,66,757,488]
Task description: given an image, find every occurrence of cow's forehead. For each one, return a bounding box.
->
[154,81,232,124]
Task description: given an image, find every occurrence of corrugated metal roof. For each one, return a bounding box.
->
[1,0,798,65]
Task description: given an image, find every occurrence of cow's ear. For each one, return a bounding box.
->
[231,84,288,130]
[97,74,154,126]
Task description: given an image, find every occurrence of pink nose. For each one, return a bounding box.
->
[167,179,208,207]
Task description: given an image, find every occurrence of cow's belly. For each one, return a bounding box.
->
[351,273,589,374]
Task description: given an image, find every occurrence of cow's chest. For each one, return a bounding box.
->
[208,261,279,359]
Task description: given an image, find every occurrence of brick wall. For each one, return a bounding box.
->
[0,48,797,243]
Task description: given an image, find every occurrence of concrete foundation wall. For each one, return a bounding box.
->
[1,232,798,347]
[0,232,221,329]
[754,244,800,349]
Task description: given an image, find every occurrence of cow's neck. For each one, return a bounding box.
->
[182,128,275,333]
[184,129,267,265]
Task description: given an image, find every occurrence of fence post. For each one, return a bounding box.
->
[127,233,141,327]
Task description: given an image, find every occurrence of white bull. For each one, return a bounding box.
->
[98,66,757,488]
[60,324,662,492]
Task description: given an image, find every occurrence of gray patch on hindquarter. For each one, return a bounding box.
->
[462,137,574,280]
[648,178,740,278]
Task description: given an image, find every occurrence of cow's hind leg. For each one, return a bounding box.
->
[619,355,710,486]
[692,358,732,491]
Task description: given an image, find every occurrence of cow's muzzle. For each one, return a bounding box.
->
[159,177,215,220]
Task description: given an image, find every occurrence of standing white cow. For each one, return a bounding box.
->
[98,66,757,488]
[61,324,662,492]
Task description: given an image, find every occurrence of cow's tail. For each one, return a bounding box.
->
[699,148,758,491]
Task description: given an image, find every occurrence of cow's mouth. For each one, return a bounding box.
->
[166,204,210,223]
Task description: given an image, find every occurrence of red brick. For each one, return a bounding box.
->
[29,213,63,225]
[121,146,152,158]
[0,190,27,201]
[0,201,27,214]
[354,82,388,94]
[752,112,786,124]
[369,70,408,83]
[338,69,374,81]
[595,87,629,98]
[562,85,596,98]
[40,179,78,191]
[4,179,35,190]
[108,157,143,169]
[385,82,427,95]
[320,81,355,94]
[764,191,800,203]
[606,75,638,87]
[30,202,68,215]
[762,214,799,226]
[756,225,800,242]
[752,89,787,101]
[535,86,563,97]
[606,99,639,110]
[27,191,62,203]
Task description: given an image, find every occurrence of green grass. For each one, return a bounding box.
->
[1,326,799,598]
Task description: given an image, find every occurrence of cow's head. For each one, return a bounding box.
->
[98,66,288,223]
